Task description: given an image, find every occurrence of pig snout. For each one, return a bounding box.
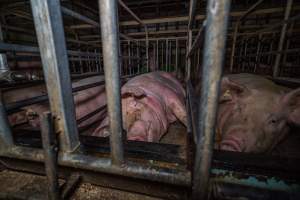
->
[219,127,246,152]
[127,120,148,141]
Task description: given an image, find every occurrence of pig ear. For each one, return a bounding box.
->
[282,88,300,126]
[219,77,248,103]
[122,87,146,98]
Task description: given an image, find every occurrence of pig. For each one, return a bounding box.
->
[216,73,300,153]
[92,71,187,142]
[5,76,107,130]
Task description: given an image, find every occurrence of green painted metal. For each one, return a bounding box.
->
[211,169,300,193]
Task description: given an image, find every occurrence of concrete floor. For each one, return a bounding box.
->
[0,170,163,200]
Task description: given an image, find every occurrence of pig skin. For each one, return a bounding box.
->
[92,71,187,142]
[5,76,107,129]
[216,73,300,153]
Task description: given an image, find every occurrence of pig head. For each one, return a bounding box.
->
[217,73,300,153]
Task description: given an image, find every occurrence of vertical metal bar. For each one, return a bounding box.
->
[0,91,13,148]
[0,21,8,72]
[186,30,192,80]
[40,112,60,200]
[137,41,140,73]
[156,39,159,70]
[161,41,164,70]
[146,27,149,72]
[98,0,124,166]
[175,39,178,73]
[166,39,168,71]
[273,0,293,77]
[229,23,239,72]
[193,0,231,199]
[254,34,262,73]
[30,0,80,152]
[128,41,131,75]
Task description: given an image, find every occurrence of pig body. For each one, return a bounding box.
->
[93,71,186,142]
[217,73,300,153]
[5,76,107,130]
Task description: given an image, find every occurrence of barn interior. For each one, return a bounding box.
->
[0,0,299,199]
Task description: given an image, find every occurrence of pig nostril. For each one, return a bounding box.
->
[220,138,243,152]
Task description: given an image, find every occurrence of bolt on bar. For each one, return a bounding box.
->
[229,0,264,72]
[30,0,80,153]
[273,0,293,77]
[98,0,124,166]
[193,0,231,199]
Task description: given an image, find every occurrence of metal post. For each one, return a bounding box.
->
[0,91,13,149]
[175,39,178,73]
[30,0,80,152]
[193,0,231,199]
[98,0,124,166]
[40,112,60,200]
[0,21,8,73]
[273,0,293,77]
[166,39,169,71]
[186,30,192,80]
[156,40,159,70]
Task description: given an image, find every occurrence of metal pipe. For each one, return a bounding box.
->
[30,0,80,153]
[187,0,199,30]
[1,146,191,186]
[0,22,8,73]
[193,0,231,199]
[273,0,293,77]
[0,91,13,148]
[0,42,100,57]
[98,0,124,166]
[186,30,192,81]
[175,39,178,73]
[186,22,205,58]
[61,6,99,27]
[40,112,60,200]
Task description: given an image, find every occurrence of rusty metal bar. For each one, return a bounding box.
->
[1,146,190,186]
[30,0,80,152]
[0,91,13,148]
[193,0,231,199]
[273,0,293,77]
[40,112,60,200]
[98,0,124,166]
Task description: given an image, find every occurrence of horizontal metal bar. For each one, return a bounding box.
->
[211,169,300,194]
[0,42,100,57]
[118,0,145,26]
[5,77,106,114]
[61,6,99,27]
[211,180,298,200]
[0,146,191,186]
